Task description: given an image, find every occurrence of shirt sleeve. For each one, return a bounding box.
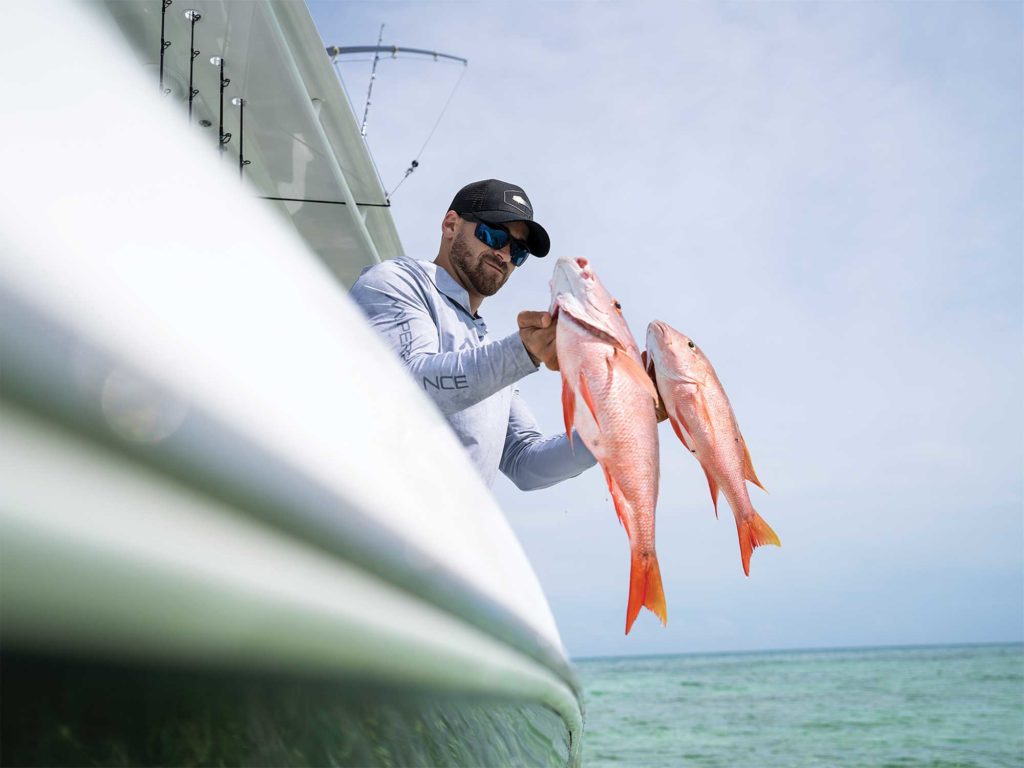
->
[500,389,598,491]
[349,263,539,416]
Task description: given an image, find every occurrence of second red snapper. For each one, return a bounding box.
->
[550,257,666,634]
[646,320,780,576]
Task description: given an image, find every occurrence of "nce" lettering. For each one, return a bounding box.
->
[422,375,469,391]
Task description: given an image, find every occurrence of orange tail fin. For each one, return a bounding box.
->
[625,551,668,634]
[737,511,781,576]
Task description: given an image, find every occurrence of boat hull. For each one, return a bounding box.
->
[2,650,572,767]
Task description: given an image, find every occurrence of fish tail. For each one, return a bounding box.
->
[737,510,781,577]
[625,551,668,634]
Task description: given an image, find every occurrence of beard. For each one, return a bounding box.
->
[450,230,509,297]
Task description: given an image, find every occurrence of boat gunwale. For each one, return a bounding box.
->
[0,285,584,711]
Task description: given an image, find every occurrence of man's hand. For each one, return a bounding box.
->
[518,310,559,371]
[642,351,669,423]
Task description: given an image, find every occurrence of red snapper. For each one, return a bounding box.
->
[646,320,780,576]
[550,257,667,633]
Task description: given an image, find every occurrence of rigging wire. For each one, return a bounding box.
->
[333,56,388,198]
[259,195,390,207]
[385,62,467,201]
[332,59,357,116]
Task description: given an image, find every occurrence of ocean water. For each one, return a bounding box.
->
[578,643,1023,768]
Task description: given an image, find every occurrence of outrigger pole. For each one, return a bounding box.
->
[325,45,468,66]
[326,39,468,199]
[327,39,467,139]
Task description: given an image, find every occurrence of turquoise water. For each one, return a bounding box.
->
[578,643,1023,767]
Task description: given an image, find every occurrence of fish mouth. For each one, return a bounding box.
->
[645,322,667,372]
[557,300,624,349]
[645,320,700,384]
[550,256,626,347]
[647,320,671,343]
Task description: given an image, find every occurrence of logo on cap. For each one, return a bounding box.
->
[504,189,531,215]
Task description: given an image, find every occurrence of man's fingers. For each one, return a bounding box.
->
[540,337,560,371]
[517,310,540,328]
[518,310,552,329]
[518,309,560,372]
[538,336,559,371]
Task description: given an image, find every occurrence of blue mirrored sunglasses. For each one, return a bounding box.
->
[462,214,531,267]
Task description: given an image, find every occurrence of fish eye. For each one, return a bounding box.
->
[613,300,622,310]
[688,341,695,349]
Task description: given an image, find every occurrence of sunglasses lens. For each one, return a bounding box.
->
[473,220,530,266]
[475,222,508,250]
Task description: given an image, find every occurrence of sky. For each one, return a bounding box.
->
[308,1,1023,659]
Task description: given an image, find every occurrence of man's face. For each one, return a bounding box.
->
[449,218,530,299]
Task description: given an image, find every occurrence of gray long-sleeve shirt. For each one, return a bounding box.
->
[349,256,596,489]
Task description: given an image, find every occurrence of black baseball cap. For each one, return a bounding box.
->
[448,179,551,257]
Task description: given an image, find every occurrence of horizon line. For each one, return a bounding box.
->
[572,638,1024,663]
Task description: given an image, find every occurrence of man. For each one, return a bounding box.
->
[349,178,597,490]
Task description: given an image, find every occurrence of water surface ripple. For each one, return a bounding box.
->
[578,643,1023,767]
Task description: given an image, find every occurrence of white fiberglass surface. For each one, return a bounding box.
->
[0,0,562,651]
[100,0,401,285]
[0,404,582,750]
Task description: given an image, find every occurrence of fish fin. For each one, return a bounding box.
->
[669,408,696,452]
[695,387,715,445]
[625,551,668,634]
[602,467,632,537]
[702,467,720,518]
[740,433,766,491]
[578,371,601,430]
[614,349,659,403]
[668,415,689,447]
[737,510,781,577]
[667,407,718,515]
[561,373,575,450]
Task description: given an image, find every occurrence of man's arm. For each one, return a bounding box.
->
[350,265,538,415]
[500,390,597,491]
